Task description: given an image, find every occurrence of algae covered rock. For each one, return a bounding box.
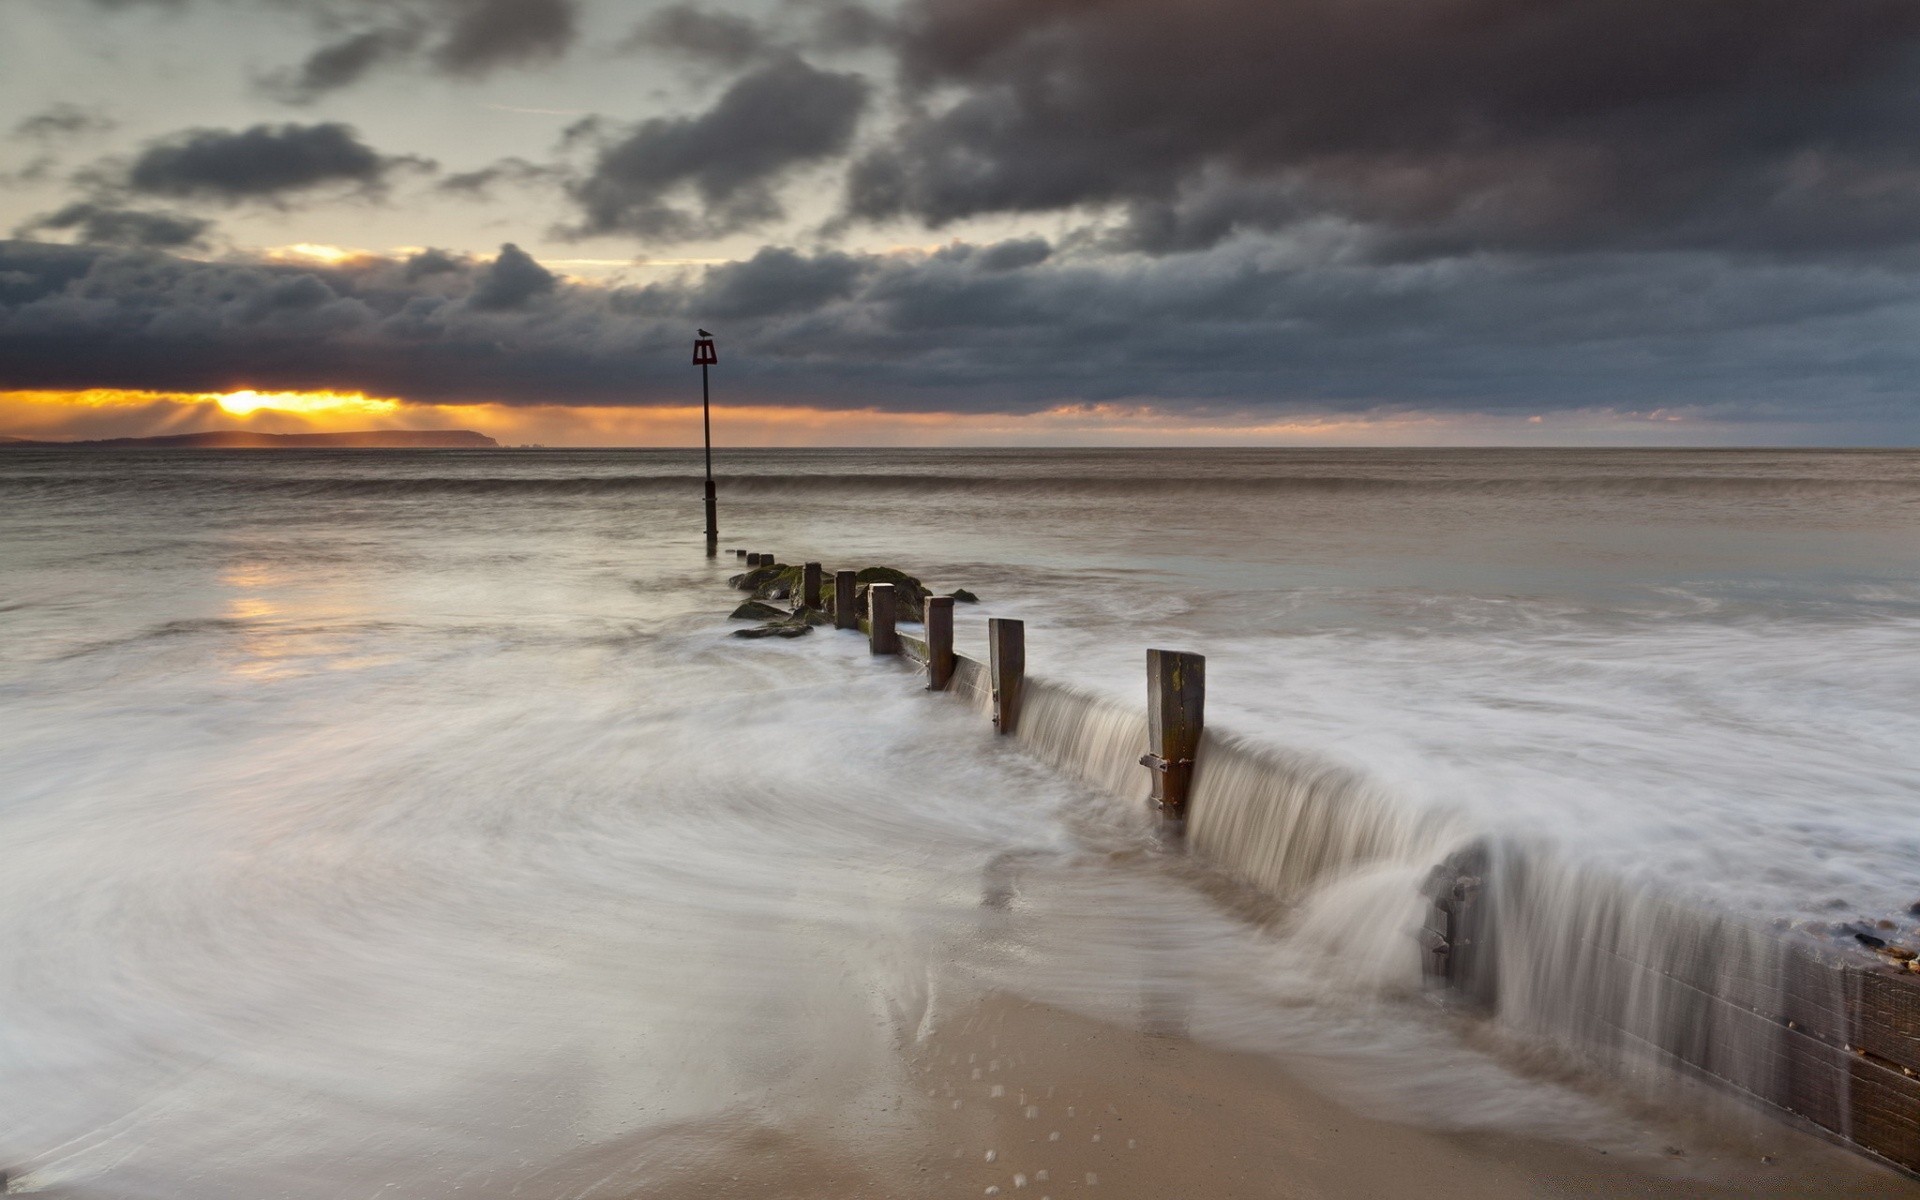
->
[731,621,812,639]
[853,566,928,621]
[729,563,790,593]
[729,600,788,621]
[949,588,979,603]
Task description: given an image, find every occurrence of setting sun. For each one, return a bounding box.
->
[213,390,401,418]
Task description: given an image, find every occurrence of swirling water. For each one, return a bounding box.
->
[2,447,1917,1196]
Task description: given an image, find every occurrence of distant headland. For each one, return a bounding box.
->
[0,430,500,449]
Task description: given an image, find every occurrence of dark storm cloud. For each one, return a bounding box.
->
[694,246,870,318]
[16,202,211,249]
[468,242,555,310]
[567,55,868,242]
[847,0,1920,256]
[431,0,575,75]
[121,122,430,202]
[6,238,1920,438]
[403,247,464,280]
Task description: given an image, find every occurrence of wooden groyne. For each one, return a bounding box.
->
[722,552,1920,1179]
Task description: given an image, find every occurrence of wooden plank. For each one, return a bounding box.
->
[834,569,858,631]
[1142,649,1205,825]
[925,596,955,691]
[801,561,823,610]
[1602,994,1920,1176]
[1852,965,1920,1076]
[988,618,1025,735]
[898,631,929,663]
[868,583,900,655]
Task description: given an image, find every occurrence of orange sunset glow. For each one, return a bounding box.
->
[1,388,1697,448]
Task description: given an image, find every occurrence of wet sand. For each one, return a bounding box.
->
[517,991,1919,1200]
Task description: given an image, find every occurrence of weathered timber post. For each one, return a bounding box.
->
[734,549,746,559]
[869,583,900,654]
[801,562,823,610]
[746,552,762,566]
[834,570,858,630]
[989,618,1025,735]
[1141,649,1204,826]
[925,596,955,690]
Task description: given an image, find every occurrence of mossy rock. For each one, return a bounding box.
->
[729,600,788,621]
[752,565,805,601]
[731,622,812,639]
[950,588,980,603]
[853,566,929,621]
[730,563,790,593]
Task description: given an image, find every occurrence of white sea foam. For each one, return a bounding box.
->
[0,447,1914,1195]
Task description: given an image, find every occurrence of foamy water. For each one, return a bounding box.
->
[2,448,1916,1195]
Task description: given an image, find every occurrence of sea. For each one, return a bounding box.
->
[1,447,1916,1196]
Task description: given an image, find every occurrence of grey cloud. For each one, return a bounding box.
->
[618,3,892,66]
[260,26,423,103]
[437,156,561,197]
[975,238,1051,272]
[696,246,870,318]
[622,6,770,68]
[468,242,555,310]
[431,0,576,75]
[17,202,211,249]
[122,122,430,202]
[803,3,894,52]
[403,248,465,280]
[847,0,1920,257]
[568,55,868,242]
[90,0,578,91]
[13,104,117,142]
[5,238,1920,438]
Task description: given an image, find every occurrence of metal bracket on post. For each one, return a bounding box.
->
[1143,649,1205,830]
[703,480,718,558]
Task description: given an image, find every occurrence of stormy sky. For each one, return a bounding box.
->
[5,0,1920,443]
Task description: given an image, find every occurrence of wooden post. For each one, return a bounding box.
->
[834,570,858,630]
[989,618,1025,735]
[1142,649,1204,826]
[734,549,747,559]
[869,583,899,654]
[802,562,823,610]
[758,552,773,565]
[925,596,955,690]
[746,552,761,566]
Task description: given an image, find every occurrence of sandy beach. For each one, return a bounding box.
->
[502,989,1919,1200]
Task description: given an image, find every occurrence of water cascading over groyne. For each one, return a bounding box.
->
[730,554,1918,1176]
[955,665,1919,1175]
